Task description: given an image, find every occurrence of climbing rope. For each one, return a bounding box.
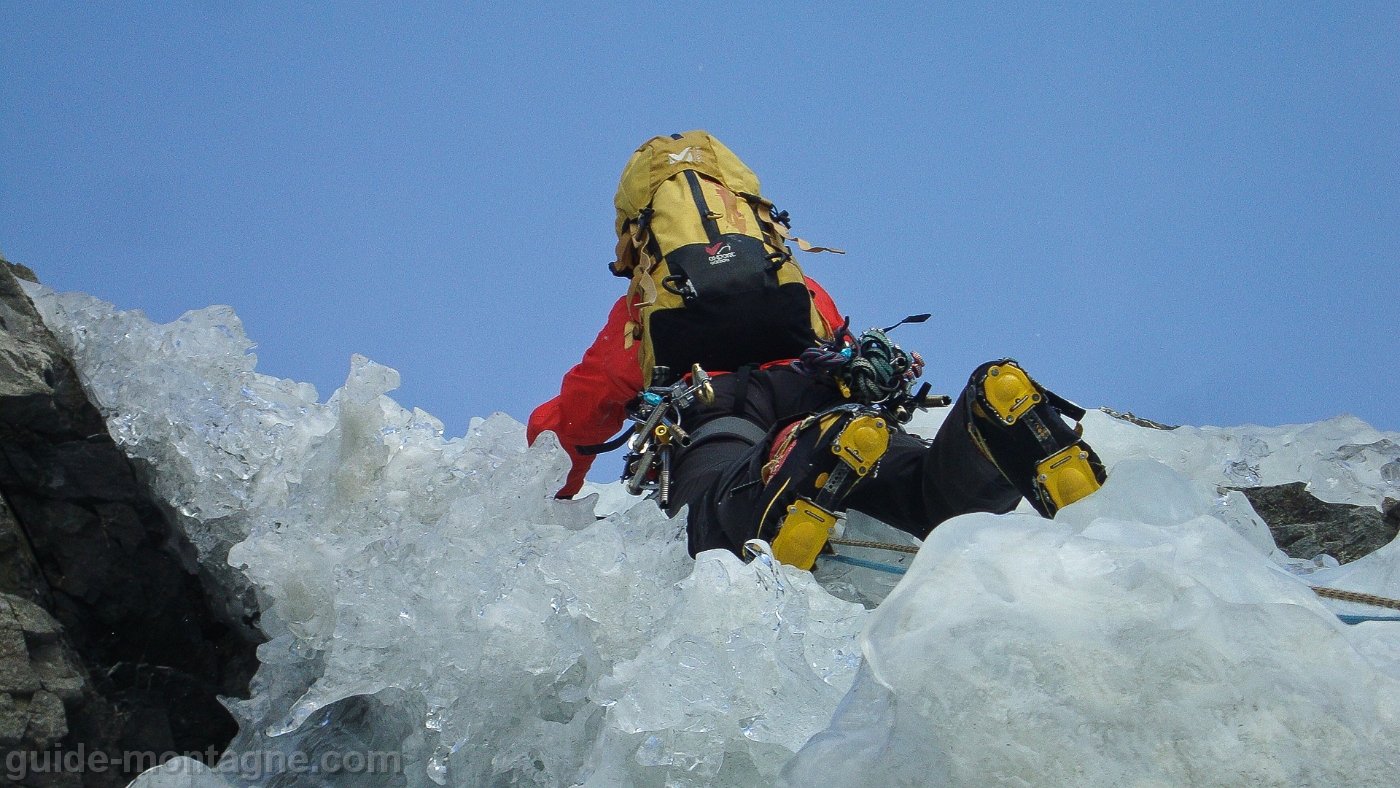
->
[820,539,1400,619]
[1310,586,1400,612]
[794,320,924,405]
[828,537,919,555]
[821,553,908,575]
[792,321,856,377]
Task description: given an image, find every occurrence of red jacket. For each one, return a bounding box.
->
[528,278,842,497]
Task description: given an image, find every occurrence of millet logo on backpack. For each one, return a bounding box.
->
[668,147,702,165]
[705,242,735,265]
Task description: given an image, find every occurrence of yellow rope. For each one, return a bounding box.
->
[827,537,920,555]
[1311,586,1400,612]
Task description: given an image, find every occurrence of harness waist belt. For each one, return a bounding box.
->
[685,415,768,447]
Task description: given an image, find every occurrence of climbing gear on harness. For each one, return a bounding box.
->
[755,405,894,570]
[965,359,1106,517]
[601,364,716,508]
[610,131,841,386]
[792,317,950,423]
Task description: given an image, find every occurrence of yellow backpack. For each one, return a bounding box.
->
[611,131,839,386]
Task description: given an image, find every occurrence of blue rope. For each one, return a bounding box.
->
[818,556,1400,626]
[1336,614,1400,625]
[820,553,908,576]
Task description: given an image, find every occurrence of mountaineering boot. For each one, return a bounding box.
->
[754,405,892,570]
[964,359,1106,517]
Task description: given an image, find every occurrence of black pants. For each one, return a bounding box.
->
[669,366,1022,557]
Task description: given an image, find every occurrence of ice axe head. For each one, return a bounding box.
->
[880,314,931,333]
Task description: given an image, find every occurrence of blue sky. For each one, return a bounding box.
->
[3,2,1396,481]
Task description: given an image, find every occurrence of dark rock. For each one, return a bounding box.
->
[0,253,39,285]
[0,263,261,783]
[0,437,144,504]
[0,269,107,442]
[29,644,84,703]
[0,692,26,745]
[0,495,46,602]
[0,628,43,694]
[8,598,61,644]
[92,505,143,554]
[99,663,240,756]
[1236,482,1400,564]
[23,690,66,747]
[0,597,84,772]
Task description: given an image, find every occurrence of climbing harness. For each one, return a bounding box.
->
[684,414,768,448]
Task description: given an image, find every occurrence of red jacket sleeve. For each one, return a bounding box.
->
[528,295,643,498]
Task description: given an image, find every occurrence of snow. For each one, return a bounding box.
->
[20,281,1400,787]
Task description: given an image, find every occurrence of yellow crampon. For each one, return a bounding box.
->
[831,413,889,475]
[770,500,839,572]
[1035,444,1102,512]
[770,412,890,570]
[980,362,1041,425]
[967,358,1106,517]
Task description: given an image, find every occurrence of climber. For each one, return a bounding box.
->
[527,131,1105,568]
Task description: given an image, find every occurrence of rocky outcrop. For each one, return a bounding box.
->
[1094,406,1398,565]
[1237,482,1400,565]
[0,594,76,746]
[1098,406,1178,430]
[0,257,258,784]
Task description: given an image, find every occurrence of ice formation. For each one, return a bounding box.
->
[782,461,1400,787]
[25,285,865,787]
[20,281,1400,787]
